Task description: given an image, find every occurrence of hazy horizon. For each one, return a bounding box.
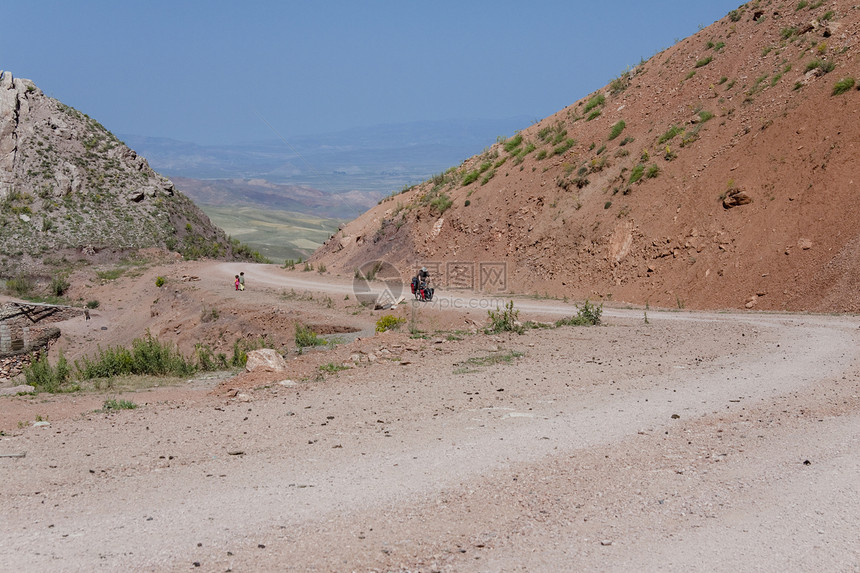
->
[2,1,742,146]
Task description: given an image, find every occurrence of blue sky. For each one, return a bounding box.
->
[2,1,743,145]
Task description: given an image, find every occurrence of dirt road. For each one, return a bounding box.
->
[2,264,860,571]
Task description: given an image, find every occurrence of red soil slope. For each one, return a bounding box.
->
[313,0,860,311]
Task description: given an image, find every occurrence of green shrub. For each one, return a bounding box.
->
[586,109,602,121]
[5,276,35,297]
[86,300,100,309]
[24,351,76,393]
[780,27,797,40]
[609,72,630,95]
[485,301,524,334]
[295,323,325,348]
[608,120,626,140]
[102,399,137,411]
[555,300,603,327]
[462,171,480,186]
[155,276,165,287]
[195,343,228,371]
[832,77,855,95]
[430,193,453,214]
[806,59,835,74]
[553,138,576,156]
[629,164,645,184]
[50,276,70,297]
[503,134,523,153]
[74,332,194,380]
[695,56,713,68]
[698,110,715,122]
[96,268,124,281]
[583,94,605,113]
[658,125,684,144]
[319,362,349,374]
[646,164,660,179]
[376,314,406,332]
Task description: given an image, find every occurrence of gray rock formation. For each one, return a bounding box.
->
[0,71,238,276]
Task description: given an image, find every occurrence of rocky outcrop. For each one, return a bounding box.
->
[0,71,35,199]
[0,71,239,276]
[722,188,752,209]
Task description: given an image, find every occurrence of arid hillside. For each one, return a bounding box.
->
[0,71,251,280]
[312,0,860,312]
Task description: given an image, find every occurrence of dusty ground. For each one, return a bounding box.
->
[2,259,860,572]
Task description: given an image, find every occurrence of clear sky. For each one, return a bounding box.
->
[2,0,743,145]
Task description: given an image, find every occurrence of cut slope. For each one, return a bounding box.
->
[312,0,860,312]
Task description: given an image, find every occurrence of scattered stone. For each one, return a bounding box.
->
[278,380,297,387]
[798,238,813,250]
[722,188,752,209]
[245,349,287,373]
[601,540,613,546]
[227,450,245,456]
[33,421,51,427]
[0,385,34,396]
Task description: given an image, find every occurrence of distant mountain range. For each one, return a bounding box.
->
[121,116,533,198]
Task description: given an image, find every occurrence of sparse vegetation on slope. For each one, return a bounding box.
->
[309,0,860,312]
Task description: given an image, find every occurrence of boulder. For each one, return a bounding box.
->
[0,384,35,396]
[723,188,752,209]
[245,348,287,372]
